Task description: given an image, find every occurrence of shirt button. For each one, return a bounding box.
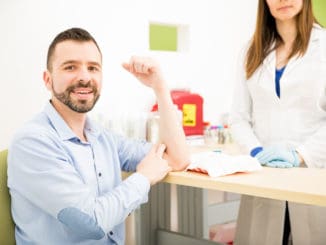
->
[98,172,102,177]
[109,231,113,235]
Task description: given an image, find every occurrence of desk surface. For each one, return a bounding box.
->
[123,163,326,207]
[124,143,326,206]
[163,167,326,206]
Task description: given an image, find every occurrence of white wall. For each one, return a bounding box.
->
[0,0,257,149]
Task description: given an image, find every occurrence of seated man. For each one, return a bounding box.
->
[8,27,189,245]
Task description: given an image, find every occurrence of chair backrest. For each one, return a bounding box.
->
[0,150,16,244]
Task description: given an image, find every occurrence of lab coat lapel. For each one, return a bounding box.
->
[282,54,301,77]
[262,51,276,75]
[259,51,278,95]
[282,30,321,88]
[284,26,322,77]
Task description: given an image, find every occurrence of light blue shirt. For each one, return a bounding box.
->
[8,101,151,245]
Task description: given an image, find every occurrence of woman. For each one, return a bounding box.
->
[229,0,326,244]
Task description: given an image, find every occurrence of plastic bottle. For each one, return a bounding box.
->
[146,111,160,143]
[217,125,225,144]
[223,124,233,144]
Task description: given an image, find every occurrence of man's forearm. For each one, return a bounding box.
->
[155,86,190,170]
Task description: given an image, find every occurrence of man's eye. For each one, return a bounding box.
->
[65,66,75,70]
[89,66,99,71]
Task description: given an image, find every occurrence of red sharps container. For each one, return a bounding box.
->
[152,90,204,136]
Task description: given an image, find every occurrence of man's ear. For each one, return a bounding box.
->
[43,70,52,91]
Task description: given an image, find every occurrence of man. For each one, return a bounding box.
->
[8,27,189,245]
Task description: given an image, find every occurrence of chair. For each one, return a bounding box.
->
[0,149,16,244]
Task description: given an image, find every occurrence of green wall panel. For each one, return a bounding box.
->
[313,0,326,27]
[149,24,177,51]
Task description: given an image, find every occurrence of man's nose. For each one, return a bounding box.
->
[78,66,91,82]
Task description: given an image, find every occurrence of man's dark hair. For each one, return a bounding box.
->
[46,27,102,71]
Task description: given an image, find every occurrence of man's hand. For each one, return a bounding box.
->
[123,56,190,171]
[122,56,165,92]
[136,144,172,185]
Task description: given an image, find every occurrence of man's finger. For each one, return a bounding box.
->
[149,144,159,154]
[122,62,130,72]
[156,144,166,158]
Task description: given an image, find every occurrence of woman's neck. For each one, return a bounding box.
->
[276,19,297,47]
[275,19,298,69]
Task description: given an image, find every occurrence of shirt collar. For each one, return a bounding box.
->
[310,23,324,42]
[43,101,101,141]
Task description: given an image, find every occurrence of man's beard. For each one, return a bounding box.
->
[52,81,100,113]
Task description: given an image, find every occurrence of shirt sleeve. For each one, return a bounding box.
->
[109,132,152,172]
[229,45,262,152]
[8,128,150,239]
[296,124,326,168]
[298,30,326,168]
[318,31,326,111]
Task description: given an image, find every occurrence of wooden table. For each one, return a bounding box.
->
[128,144,326,245]
[164,167,326,207]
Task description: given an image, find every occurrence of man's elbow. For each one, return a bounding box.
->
[168,153,190,171]
[58,207,105,240]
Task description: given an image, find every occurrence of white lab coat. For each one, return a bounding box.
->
[230,25,326,245]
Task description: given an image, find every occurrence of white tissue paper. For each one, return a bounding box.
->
[187,152,262,177]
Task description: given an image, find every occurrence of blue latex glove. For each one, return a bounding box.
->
[255,146,300,167]
[264,160,294,168]
[250,146,263,157]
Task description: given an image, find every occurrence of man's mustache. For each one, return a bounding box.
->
[67,81,97,92]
